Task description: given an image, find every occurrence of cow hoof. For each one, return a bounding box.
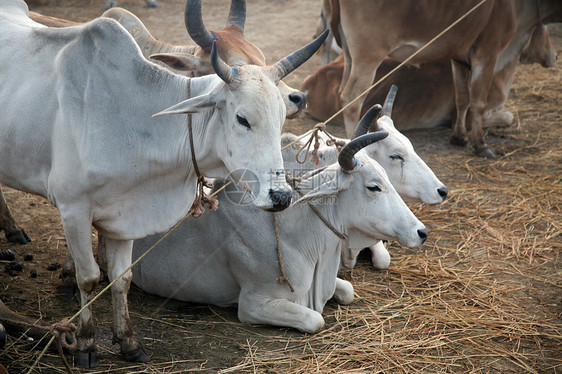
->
[74,349,99,369]
[5,229,31,244]
[122,345,150,363]
[146,0,159,8]
[450,136,468,147]
[475,146,496,159]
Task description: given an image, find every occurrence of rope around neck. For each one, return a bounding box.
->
[186,78,219,218]
[273,212,295,293]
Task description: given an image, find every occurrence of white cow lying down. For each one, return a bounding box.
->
[283,86,448,270]
[130,107,428,333]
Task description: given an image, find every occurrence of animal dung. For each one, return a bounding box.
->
[0,249,15,261]
[24,253,33,261]
[47,263,62,271]
[4,261,23,272]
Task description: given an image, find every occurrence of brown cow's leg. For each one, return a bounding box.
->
[467,58,497,159]
[104,237,149,363]
[450,59,471,147]
[0,187,30,245]
[340,58,383,137]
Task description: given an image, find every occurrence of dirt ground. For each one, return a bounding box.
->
[1,0,561,373]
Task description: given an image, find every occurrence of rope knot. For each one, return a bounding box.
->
[49,319,78,351]
[295,122,345,166]
[190,176,219,218]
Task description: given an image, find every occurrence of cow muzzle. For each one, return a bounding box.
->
[267,189,292,212]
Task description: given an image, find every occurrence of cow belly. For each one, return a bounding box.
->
[0,78,56,197]
[131,236,241,307]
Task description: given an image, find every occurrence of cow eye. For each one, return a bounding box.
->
[390,154,404,162]
[236,115,250,129]
[367,185,382,192]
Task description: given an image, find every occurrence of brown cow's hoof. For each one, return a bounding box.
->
[450,136,468,147]
[122,345,150,363]
[5,229,31,245]
[74,349,99,369]
[475,146,496,159]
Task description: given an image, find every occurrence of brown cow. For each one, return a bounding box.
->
[331,0,562,158]
[302,24,556,130]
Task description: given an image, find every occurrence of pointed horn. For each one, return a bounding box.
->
[338,131,389,171]
[352,104,382,139]
[185,0,215,52]
[211,40,235,84]
[268,29,329,83]
[382,85,398,117]
[226,0,246,31]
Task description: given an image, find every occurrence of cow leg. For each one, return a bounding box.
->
[340,242,361,269]
[340,59,382,137]
[369,241,391,270]
[0,186,30,245]
[467,59,497,159]
[103,237,149,363]
[58,250,78,301]
[238,291,325,334]
[339,37,385,137]
[332,278,354,305]
[60,211,100,368]
[450,59,471,147]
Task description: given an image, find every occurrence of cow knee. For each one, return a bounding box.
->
[371,242,391,270]
[333,278,354,305]
[77,269,101,294]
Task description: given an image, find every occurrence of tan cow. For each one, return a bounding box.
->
[330,0,562,158]
[301,24,556,130]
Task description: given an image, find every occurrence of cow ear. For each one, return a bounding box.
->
[293,169,351,205]
[150,53,212,75]
[152,92,218,117]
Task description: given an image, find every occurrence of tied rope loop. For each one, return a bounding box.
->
[295,123,346,166]
[49,319,77,374]
[186,78,219,218]
[49,319,77,351]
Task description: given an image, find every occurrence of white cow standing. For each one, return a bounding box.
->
[130,106,428,333]
[0,0,326,367]
[284,86,448,269]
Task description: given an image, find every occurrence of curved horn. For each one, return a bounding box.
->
[382,85,398,117]
[226,0,246,31]
[211,40,234,84]
[185,0,215,52]
[268,29,329,82]
[338,131,389,171]
[352,104,382,139]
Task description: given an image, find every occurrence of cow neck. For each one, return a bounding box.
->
[286,173,346,240]
[186,78,218,218]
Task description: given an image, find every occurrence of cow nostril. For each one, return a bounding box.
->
[269,189,292,212]
[437,187,448,200]
[288,92,306,109]
[417,228,428,243]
